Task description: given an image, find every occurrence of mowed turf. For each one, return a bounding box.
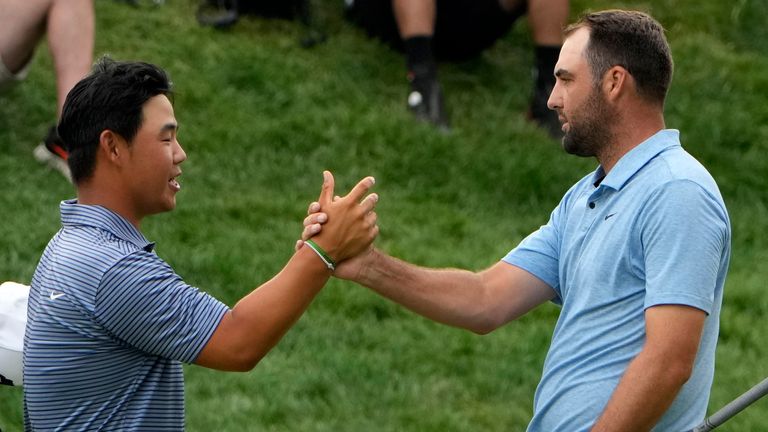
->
[1,0,767,430]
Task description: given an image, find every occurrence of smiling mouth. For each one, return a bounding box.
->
[169,175,181,191]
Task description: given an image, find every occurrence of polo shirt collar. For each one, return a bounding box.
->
[597,129,681,191]
[60,199,156,252]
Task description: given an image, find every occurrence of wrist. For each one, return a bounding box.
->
[353,247,380,285]
[304,239,336,272]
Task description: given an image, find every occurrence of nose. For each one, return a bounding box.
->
[547,81,561,111]
[173,139,187,164]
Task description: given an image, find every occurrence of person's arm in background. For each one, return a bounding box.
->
[195,171,379,371]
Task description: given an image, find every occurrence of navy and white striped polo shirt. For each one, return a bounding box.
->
[24,200,229,431]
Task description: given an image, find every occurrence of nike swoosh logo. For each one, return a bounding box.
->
[604,213,617,220]
[50,291,66,300]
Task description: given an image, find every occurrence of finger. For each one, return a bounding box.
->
[359,193,379,213]
[318,171,335,206]
[301,223,321,241]
[303,212,328,227]
[307,201,320,215]
[365,210,378,226]
[343,176,375,203]
[295,240,304,251]
[365,212,378,235]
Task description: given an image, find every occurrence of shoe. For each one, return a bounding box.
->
[407,76,450,132]
[33,126,71,182]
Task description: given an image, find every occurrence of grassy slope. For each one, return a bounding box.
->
[1,0,766,430]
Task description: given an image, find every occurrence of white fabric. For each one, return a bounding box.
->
[0,281,29,386]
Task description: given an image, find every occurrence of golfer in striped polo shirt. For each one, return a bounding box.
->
[24,57,379,431]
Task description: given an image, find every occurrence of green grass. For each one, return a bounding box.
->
[1,0,767,430]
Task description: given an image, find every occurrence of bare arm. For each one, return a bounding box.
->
[591,305,707,431]
[337,249,555,334]
[195,171,378,371]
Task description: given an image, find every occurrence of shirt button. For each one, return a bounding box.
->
[589,202,595,209]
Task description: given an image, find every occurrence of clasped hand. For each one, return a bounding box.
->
[297,171,378,265]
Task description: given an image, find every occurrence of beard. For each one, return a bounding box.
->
[561,88,615,158]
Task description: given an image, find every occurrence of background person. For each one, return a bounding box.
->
[23,57,379,431]
[345,0,568,135]
[0,0,94,180]
[304,9,731,431]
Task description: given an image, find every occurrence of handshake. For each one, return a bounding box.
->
[294,170,380,280]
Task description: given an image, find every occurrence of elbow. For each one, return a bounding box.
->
[230,355,263,372]
[668,360,695,387]
[465,302,519,335]
[469,326,494,336]
[647,351,695,390]
[224,348,267,372]
[231,360,257,373]
[466,315,505,335]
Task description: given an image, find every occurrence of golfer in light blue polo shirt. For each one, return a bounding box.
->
[305,10,731,431]
[504,129,730,431]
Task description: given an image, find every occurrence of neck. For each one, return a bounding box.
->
[77,181,143,229]
[598,106,665,173]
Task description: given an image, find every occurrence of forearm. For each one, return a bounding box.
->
[591,350,690,431]
[197,247,331,371]
[592,305,705,431]
[354,249,498,333]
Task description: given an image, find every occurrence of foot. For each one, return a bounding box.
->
[407,76,449,131]
[33,126,71,182]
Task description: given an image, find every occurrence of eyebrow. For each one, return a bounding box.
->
[554,68,573,79]
[160,123,179,133]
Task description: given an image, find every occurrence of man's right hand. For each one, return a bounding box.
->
[307,171,379,264]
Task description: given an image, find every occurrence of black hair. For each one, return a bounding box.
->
[58,56,173,184]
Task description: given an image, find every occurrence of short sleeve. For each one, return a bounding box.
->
[95,251,229,363]
[503,205,563,302]
[640,180,730,313]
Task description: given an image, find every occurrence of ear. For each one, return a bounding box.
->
[98,130,125,165]
[602,65,631,102]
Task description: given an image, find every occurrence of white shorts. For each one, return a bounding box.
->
[0,54,30,92]
[0,281,29,387]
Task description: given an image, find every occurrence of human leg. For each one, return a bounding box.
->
[392,0,448,129]
[345,0,446,128]
[0,0,73,179]
[393,0,434,37]
[0,0,51,89]
[525,0,568,47]
[523,0,569,137]
[46,0,94,118]
[31,0,93,182]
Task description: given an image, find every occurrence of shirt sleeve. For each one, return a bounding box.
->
[95,251,230,363]
[502,202,564,303]
[639,180,730,313]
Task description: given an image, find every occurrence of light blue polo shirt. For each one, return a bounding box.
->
[504,130,730,431]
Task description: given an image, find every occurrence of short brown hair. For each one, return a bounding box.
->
[565,10,673,106]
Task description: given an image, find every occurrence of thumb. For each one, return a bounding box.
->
[318,170,335,206]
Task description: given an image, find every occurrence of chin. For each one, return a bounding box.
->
[157,198,177,214]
